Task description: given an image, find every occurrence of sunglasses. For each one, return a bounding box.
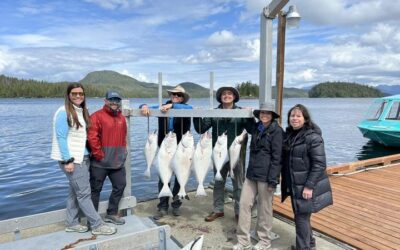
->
[107,98,121,104]
[70,92,85,97]
[172,93,183,98]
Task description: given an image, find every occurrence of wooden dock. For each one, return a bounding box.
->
[273,154,400,250]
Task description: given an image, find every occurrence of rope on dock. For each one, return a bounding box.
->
[60,235,97,250]
[328,163,396,176]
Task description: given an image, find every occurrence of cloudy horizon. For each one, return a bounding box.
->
[1,0,400,89]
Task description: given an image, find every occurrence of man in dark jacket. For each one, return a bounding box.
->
[88,90,127,225]
[140,85,192,219]
[194,86,250,222]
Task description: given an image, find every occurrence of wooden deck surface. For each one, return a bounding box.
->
[273,154,400,250]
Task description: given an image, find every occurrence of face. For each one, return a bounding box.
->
[170,92,184,103]
[259,111,273,124]
[221,90,235,104]
[69,87,85,106]
[289,108,305,130]
[105,97,121,111]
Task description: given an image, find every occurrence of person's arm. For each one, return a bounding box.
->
[242,117,257,135]
[305,133,326,189]
[87,114,104,161]
[55,110,71,161]
[140,104,159,115]
[193,117,212,134]
[267,127,283,188]
[172,103,193,109]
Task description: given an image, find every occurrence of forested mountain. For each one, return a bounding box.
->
[376,85,400,95]
[308,82,384,98]
[1,71,308,98]
[236,81,308,98]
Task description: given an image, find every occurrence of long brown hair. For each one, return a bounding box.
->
[64,83,91,129]
[286,104,314,130]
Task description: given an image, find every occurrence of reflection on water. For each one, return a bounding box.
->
[356,140,400,161]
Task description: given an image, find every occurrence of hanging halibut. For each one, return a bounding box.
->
[157,131,177,198]
[212,132,229,181]
[143,130,158,178]
[193,131,213,196]
[172,131,195,199]
[229,129,247,179]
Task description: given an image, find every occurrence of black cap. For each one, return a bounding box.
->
[105,90,122,100]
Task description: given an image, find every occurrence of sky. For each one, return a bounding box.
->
[1,0,400,89]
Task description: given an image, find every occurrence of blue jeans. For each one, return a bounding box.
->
[59,156,102,228]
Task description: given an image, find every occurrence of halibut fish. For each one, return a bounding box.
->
[229,129,247,179]
[212,132,229,181]
[193,131,213,196]
[172,131,195,199]
[143,130,158,178]
[181,235,204,250]
[157,131,177,198]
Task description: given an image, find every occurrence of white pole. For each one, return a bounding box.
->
[259,10,273,106]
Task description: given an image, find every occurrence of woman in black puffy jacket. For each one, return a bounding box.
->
[281,104,333,250]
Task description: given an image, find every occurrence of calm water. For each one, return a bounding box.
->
[1,97,399,220]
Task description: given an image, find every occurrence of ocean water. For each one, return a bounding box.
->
[1,97,399,220]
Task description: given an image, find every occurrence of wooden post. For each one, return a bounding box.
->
[275,11,286,125]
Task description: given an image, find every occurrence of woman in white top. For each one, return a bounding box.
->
[51,83,116,235]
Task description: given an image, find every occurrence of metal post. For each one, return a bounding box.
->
[122,100,132,215]
[275,11,286,124]
[259,10,273,106]
[210,71,214,108]
[158,72,163,107]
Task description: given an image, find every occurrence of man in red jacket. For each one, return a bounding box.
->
[88,90,127,225]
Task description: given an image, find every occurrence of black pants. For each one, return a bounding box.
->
[294,212,316,250]
[90,166,126,215]
[157,175,182,211]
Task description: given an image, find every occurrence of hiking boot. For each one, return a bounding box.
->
[91,224,117,235]
[232,243,252,250]
[205,212,224,222]
[65,224,89,233]
[253,242,271,250]
[104,214,125,225]
[153,209,168,220]
[172,208,181,217]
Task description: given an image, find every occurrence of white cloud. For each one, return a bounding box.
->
[84,0,144,10]
[207,30,236,46]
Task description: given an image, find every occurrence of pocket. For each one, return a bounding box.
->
[295,198,313,214]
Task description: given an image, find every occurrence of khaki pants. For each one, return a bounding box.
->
[236,178,274,247]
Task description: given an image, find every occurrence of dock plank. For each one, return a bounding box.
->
[273,163,400,250]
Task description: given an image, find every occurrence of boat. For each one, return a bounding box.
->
[358,94,400,147]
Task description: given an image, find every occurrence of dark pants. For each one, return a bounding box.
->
[90,166,126,215]
[294,212,316,250]
[157,175,182,211]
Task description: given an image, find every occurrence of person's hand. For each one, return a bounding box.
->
[64,162,74,173]
[160,103,173,113]
[303,187,313,200]
[267,186,275,192]
[141,105,150,116]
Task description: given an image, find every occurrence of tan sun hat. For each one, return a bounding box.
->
[216,86,240,103]
[167,85,190,103]
[253,102,280,119]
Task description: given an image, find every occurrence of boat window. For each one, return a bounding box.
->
[386,101,400,120]
[365,101,386,120]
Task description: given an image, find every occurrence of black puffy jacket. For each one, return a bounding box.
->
[245,120,283,187]
[281,125,333,214]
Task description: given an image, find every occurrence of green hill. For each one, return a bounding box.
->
[309,81,384,98]
[80,70,210,98]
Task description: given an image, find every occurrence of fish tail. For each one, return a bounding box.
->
[178,187,186,199]
[158,184,173,198]
[196,184,207,197]
[215,171,223,181]
[144,168,151,178]
[230,169,235,180]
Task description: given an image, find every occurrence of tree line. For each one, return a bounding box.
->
[308,81,384,98]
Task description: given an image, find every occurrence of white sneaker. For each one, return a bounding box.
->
[253,242,271,250]
[91,224,117,235]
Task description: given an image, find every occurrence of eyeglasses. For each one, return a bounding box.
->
[172,93,183,98]
[70,92,85,97]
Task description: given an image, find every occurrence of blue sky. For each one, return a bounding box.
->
[1,0,400,89]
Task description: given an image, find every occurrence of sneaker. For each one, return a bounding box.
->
[172,208,181,217]
[104,214,125,225]
[65,224,89,233]
[91,224,117,235]
[253,242,271,250]
[153,209,168,220]
[232,243,252,250]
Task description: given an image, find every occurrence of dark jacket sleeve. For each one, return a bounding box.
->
[305,133,326,189]
[242,118,258,135]
[87,114,104,161]
[267,126,283,187]
[193,117,212,134]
